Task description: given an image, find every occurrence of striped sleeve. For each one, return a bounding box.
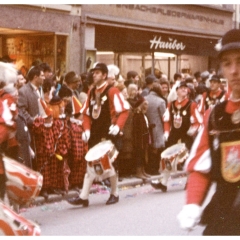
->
[80,91,91,131]
[184,109,212,205]
[108,87,129,129]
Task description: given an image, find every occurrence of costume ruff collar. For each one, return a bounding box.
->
[174,97,189,107]
[209,88,222,98]
[96,81,107,90]
[70,117,82,125]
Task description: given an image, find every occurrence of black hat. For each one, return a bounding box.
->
[176,81,188,90]
[90,63,108,75]
[216,29,240,58]
[145,74,158,84]
[209,74,220,82]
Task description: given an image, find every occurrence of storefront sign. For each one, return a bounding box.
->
[150,36,186,51]
[116,5,224,25]
[95,25,218,57]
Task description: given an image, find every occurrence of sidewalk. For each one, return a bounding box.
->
[31,174,164,206]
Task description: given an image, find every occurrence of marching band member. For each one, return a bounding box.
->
[0,62,18,200]
[164,81,202,151]
[197,74,228,116]
[177,29,240,235]
[67,63,129,206]
[151,81,202,192]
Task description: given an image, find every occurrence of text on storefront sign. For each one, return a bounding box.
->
[116,5,224,25]
[150,36,186,51]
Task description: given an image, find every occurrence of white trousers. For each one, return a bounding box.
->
[80,171,118,200]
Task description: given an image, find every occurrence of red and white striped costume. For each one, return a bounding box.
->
[80,81,129,132]
[185,98,240,205]
[164,98,202,136]
[197,89,228,115]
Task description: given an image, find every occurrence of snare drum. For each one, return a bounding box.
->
[0,201,40,236]
[160,143,188,171]
[85,140,118,180]
[3,156,43,205]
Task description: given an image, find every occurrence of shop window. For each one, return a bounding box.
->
[56,35,67,77]
[1,34,67,77]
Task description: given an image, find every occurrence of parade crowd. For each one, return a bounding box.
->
[1,28,240,236]
[0,58,225,197]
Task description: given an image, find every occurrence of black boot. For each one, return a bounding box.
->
[67,196,89,207]
[106,194,119,205]
[40,189,49,200]
[151,181,167,192]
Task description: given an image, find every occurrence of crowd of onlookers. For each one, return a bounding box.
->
[0,55,228,199]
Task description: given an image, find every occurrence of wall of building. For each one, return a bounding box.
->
[0,4,82,74]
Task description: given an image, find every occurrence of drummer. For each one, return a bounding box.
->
[177,29,240,235]
[163,81,202,151]
[0,62,18,201]
[151,81,202,192]
[67,63,129,206]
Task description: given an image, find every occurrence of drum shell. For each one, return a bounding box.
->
[3,156,43,205]
[160,143,188,171]
[0,201,41,236]
[86,140,119,180]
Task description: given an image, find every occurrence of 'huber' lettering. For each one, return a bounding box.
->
[150,36,186,51]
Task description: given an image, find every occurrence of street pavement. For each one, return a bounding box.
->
[30,171,188,207]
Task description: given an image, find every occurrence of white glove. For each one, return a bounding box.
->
[2,99,13,123]
[177,204,202,231]
[164,132,169,142]
[187,126,198,136]
[108,125,120,136]
[82,130,90,143]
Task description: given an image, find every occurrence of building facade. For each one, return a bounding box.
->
[81,4,234,80]
[0,4,236,80]
[0,4,81,76]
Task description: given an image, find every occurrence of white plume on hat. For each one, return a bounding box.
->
[200,71,209,80]
[0,62,17,87]
[3,83,17,95]
[92,62,99,68]
[107,64,120,78]
[215,38,222,51]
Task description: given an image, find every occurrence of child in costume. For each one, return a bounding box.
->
[49,95,71,195]
[32,99,54,199]
[68,96,88,191]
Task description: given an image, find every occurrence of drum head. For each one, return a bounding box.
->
[161,143,186,160]
[85,140,113,162]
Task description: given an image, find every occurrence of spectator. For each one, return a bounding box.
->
[144,82,166,175]
[17,65,45,169]
[141,74,158,97]
[131,94,150,180]
[58,71,81,102]
[124,70,140,88]
[159,79,170,102]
